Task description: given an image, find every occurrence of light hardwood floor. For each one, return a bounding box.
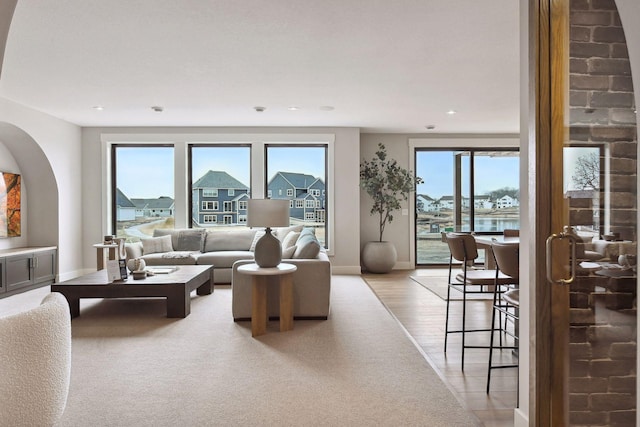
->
[363,269,518,427]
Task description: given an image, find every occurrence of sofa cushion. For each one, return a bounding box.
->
[196,251,254,269]
[154,228,205,252]
[274,225,304,242]
[204,229,257,252]
[141,235,173,254]
[282,231,300,249]
[282,245,296,259]
[141,252,198,265]
[292,228,321,259]
[249,230,266,251]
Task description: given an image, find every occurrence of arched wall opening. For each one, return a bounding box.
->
[0,122,59,251]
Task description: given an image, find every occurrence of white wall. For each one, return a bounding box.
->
[80,126,361,274]
[0,96,83,280]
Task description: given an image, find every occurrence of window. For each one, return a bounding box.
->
[238,200,247,210]
[203,215,217,223]
[238,215,247,223]
[415,148,519,265]
[316,200,321,208]
[190,145,250,228]
[305,212,315,221]
[112,145,174,241]
[289,200,294,208]
[266,145,328,247]
[201,201,218,211]
[306,200,314,208]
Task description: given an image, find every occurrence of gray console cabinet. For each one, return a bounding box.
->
[0,247,57,298]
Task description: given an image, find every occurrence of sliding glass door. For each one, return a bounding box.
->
[415,149,519,265]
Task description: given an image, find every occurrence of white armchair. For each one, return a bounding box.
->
[0,292,72,427]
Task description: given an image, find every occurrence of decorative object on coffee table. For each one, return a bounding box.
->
[247,199,289,268]
[127,257,146,273]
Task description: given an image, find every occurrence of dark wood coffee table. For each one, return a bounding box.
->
[52,265,213,318]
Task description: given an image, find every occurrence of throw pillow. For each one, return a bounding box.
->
[292,232,321,259]
[141,235,173,255]
[249,230,266,252]
[282,245,296,259]
[274,225,304,242]
[282,231,300,249]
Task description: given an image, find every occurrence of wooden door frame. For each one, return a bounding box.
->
[529,0,571,425]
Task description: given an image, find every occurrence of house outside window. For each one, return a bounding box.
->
[238,215,247,223]
[238,201,247,210]
[296,200,304,208]
[203,215,217,223]
[306,200,314,208]
[305,212,315,221]
[190,145,250,228]
[287,189,293,196]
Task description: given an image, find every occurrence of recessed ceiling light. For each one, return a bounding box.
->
[319,106,334,111]
[92,105,104,111]
[254,106,266,112]
[151,106,164,112]
[288,106,300,111]
[447,110,457,115]
[425,125,436,130]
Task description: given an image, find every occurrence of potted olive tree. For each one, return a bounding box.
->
[360,143,423,273]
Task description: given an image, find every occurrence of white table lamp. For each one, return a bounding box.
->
[247,199,290,268]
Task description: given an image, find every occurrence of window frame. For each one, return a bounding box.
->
[103,133,335,255]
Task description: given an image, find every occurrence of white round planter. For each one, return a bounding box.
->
[361,241,397,273]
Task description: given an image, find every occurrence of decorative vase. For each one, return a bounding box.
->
[361,241,397,273]
[127,258,146,272]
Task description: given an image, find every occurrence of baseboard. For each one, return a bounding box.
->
[393,261,414,270]
[331,266,361,275]
[514,408,528,426]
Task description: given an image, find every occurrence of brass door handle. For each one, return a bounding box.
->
[545,226,577,285]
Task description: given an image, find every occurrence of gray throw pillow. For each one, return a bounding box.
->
[141,235,173,254]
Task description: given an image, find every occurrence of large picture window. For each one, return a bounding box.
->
[190,145,251,228]
[111,145,175,241]
[266,145,328,247]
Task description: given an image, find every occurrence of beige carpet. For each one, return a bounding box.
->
[3,276,478,426]
[410,271,494,301]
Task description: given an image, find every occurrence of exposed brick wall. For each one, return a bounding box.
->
[568,0,637,425]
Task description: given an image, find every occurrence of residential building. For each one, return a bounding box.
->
[130,196,175,218]
[192,170,250,226]
[267,172,325,223]
[115,188,136,221]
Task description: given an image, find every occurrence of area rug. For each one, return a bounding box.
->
[410,273,494,301]
[6,276,479,426]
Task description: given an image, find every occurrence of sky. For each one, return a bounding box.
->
[116,146,326,199]
[415,151,520,199]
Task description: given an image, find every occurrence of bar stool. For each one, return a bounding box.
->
[486,240,520,394]
[443,232,512,370]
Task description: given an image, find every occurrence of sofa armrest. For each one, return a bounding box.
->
[231,252,331,319]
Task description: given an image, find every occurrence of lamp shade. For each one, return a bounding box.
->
[247,199,290,228]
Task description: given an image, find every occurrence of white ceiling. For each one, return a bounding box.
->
[0,0,520,133]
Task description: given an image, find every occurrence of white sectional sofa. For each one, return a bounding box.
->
[124,226,332,319]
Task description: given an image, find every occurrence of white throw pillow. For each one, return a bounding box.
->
[282,231,300,249]
[282,245,296,259]
[141,235,173,255]
[249,230,266,252]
